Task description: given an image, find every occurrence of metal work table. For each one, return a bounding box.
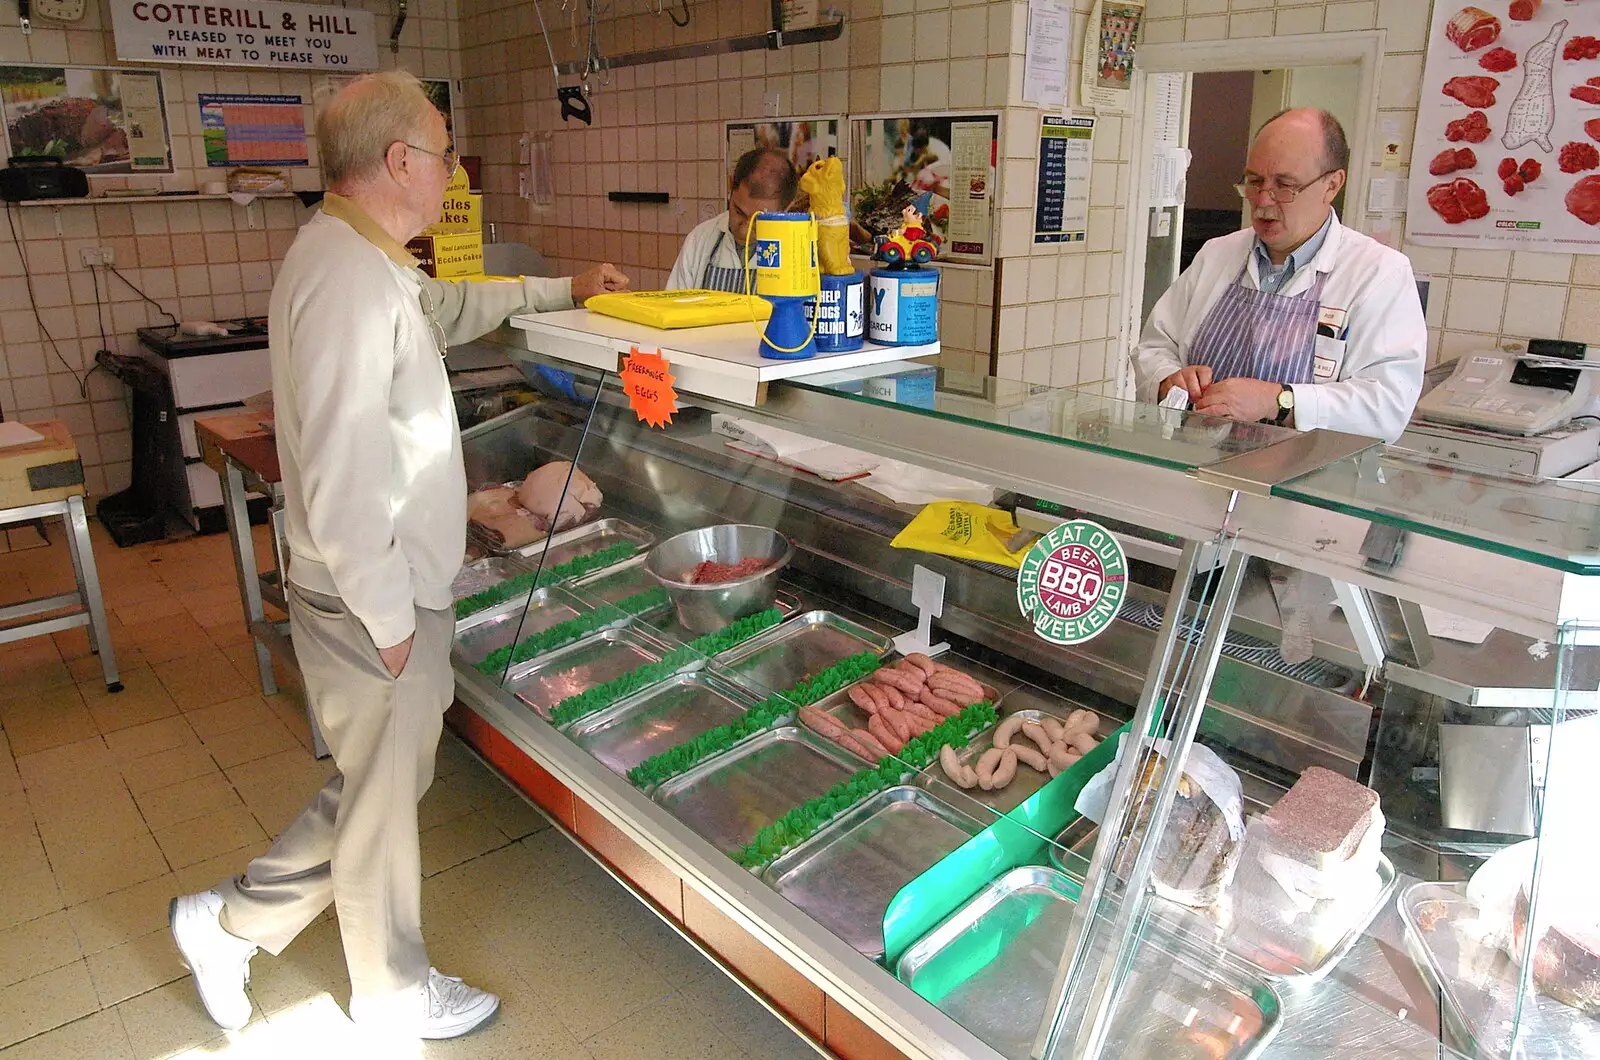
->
[194,412,327,758]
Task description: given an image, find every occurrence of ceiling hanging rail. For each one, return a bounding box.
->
[551,16,844,76]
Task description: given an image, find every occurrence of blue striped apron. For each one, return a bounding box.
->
[1187,258,1327,385]
[700,230,755,293]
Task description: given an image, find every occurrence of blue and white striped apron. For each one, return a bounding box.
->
[1187,259,1327,385]
[700,231,755,293]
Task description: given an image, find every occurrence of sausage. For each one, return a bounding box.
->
[1021,721,1054,755]
[939,744,968,785]
[873,668,923,695]
[883,706,914,743]
[1010,742,1048,772]
[919,688,962,716]
[904,653,939,675]
[847,685,879,715]
[833,729,879,761]
[929,677,985,701]
[992,715,1025,749]
[1063,709,1098,736]
[975,747,1005,790]
[1040,717,1066,743]
[860,682,891,714]
[800,704,846,739]
[928,669,982,690]
[1047,759,1062,778]
[869,714,904,753]
[1048,743,1077,772]
[990,748,1018,788]
[1069,731,1098,755]
[901,696,939,723]
[879,684,908,715]
[855,728,891,760]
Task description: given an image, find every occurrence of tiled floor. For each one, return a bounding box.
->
[0,516,822,1059]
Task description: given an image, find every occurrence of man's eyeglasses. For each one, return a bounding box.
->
[404,141,460,175]
[418,282,449,359]
[1234,169,1338,204]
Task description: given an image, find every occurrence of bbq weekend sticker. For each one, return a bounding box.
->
[1407,3,1600,253]
[1016,520,1126,646]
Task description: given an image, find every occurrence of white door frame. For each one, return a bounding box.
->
[1116,30,1387,399]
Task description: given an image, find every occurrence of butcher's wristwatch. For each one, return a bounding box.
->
[1272,384,1295,426]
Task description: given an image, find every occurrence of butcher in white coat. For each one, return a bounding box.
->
[1131,108,1426,443]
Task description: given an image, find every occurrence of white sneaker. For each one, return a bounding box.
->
[350,968,500,1039]
[169,890,258,1031]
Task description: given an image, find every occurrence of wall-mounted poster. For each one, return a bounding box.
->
[111,0,379,72]
[200,93,308,166]
[0,64,171,172]
[850,112,999,266]
[723,117,840,184]
[1407,5,1600,254]
[1080,0,1143,113]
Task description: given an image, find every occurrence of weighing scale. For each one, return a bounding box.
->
[1403,340,1600,478]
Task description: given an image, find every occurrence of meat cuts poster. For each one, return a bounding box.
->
[1408,2,1600,254]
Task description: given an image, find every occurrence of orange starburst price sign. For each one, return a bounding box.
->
[620,346,676,428]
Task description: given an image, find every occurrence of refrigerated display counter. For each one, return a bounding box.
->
[444,337,1599,1060]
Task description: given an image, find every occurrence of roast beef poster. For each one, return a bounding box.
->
[1407,1,1600,253]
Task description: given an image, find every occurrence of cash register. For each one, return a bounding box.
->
[1403,339,1600,478]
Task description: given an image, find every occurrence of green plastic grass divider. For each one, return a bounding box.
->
[730,701,999,870]
[454,541,639,620]
[475,587,669,677]
[548,608,785,727]
[626,651,883,790]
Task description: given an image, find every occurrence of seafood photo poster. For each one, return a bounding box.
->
[1408,2,1600,253]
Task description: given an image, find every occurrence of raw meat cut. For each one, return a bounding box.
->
[516,462,602,534]
[1445,7,1501,53]
[1587,118,1600,143]
[1429,148,1477,175]
[1521,158,1543,182]
[1560,141,1600,173]
[688,557,772,583]
[1479,47,1518,73]
[1499,157,1542,193]
[1504,22,1568,152]
[1443,75,1500,109]
[1564,35,1600,61]
[1499,157,1519,180]
[1427,178,1491,224]
[1568,175,1600,225]
[1505,174,1526,195]
[1508,0,1541,21]
[1574,86,1600,105]
[1446,110,1492,142]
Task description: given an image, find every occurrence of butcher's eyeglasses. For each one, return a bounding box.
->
[405,141,460,175]
[1235,169,1338,203]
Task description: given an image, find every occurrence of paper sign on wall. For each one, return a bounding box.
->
[111,0,379,72]
[199,93,306,166]
[1035,114,1093,244]
[1022,0,1072,111]
[621,347,677,428]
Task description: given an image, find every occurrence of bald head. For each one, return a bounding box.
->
[1256,108,1349,177]
[317,71,443,187]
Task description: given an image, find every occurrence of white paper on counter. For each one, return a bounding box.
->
[712,414,880,482]
[1420,605,1495,645]
[0,422,44,449]
[855,459,997,506]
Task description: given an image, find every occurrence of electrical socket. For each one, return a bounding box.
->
[79,246,114,268]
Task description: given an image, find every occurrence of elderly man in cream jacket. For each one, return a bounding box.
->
[1131,109,1425,443]
[169,71,626,1041]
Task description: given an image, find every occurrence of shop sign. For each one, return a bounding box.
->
[1016,519,1126,645]
[621,346,676,428]
[111,0,379,72]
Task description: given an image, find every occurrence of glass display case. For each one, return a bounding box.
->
[445,333,1600,1060]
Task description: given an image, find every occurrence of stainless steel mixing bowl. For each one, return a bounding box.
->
[643,524,793,634]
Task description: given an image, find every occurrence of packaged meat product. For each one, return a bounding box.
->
[1444,6,1501,53]
[516,462,602,534]
[1569,175,1600,225]
[1443,75,1499,109]
[1560,141,1600,173]
[1427,178,1491,224]
[1479,47,1517,73]
[1445,110,1492,143]
[1508,0,1540,21]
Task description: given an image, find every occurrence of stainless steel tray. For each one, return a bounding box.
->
[896,866,1281,1060]
[452,586,587,666]
[763,786,983,961]
[565,671,760,777]
[653,726,864,855]
[1152,855,1398,986]
[450,555,532,600]
[712,610,893,699]
[516,517,654,570]
[1399,880,1600,1060]
[567,555,657,608]
[915,709,1099,816]
[502,627,670,719]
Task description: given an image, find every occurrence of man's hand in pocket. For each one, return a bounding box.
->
[378,634,414,677]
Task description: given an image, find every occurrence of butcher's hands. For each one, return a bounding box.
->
[378,634,414,678]
[1193,377,1284,424]
[1158,365,1213,402]
[571,263,630,303]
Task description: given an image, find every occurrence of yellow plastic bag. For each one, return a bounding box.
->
[585,290,772,329]
[890,501,1028,569]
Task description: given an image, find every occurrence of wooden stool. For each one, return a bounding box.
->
[0,421,121,692]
